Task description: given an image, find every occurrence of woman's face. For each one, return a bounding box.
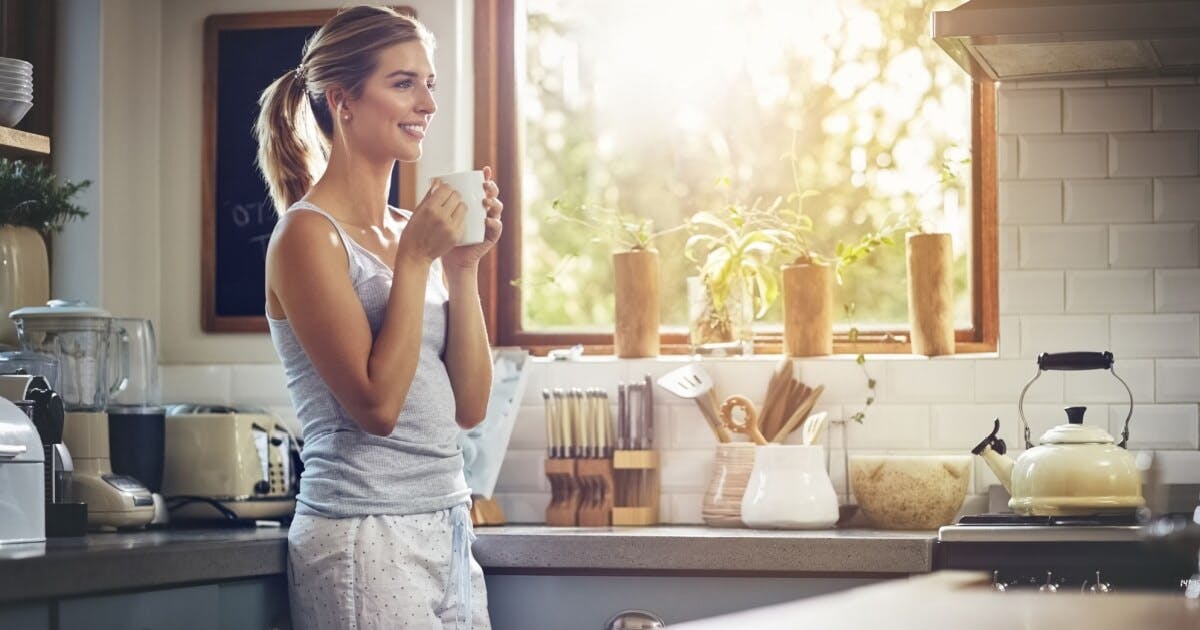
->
[342,40,437,162]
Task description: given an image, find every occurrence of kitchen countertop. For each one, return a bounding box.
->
[0,525,935,604]
[673,571,1200,630]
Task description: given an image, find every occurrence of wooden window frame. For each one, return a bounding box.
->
[475,0,997,356]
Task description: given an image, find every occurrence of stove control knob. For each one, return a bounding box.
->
[1089,571,1112,594]
[1039,571,1059,593]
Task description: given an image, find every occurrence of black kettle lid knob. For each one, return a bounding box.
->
[1065,406,1087,424]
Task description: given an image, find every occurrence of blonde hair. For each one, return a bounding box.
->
[254,5,434,214]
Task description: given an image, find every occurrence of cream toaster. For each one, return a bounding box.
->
[161,404,298,520]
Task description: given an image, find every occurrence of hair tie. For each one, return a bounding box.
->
[293,64,306,85]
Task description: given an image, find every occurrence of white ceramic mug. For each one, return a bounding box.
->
[434,170,487,245]
[740,444,839,529]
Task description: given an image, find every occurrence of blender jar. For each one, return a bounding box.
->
[9,300,127,411]
[109,318,160,408]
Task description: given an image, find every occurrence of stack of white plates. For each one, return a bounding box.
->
[0,57,33,128]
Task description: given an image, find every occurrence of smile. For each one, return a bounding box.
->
[398,123,426,139]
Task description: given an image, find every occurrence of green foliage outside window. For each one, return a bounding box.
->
[519,0,971,334]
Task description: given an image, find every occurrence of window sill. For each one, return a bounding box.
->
[525,347,1000,364]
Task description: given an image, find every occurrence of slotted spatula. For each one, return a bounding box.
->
[656,363,732,443]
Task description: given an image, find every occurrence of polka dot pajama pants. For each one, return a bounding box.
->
[288,506,491,629]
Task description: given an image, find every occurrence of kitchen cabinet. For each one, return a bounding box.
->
[0,576,288,630]
[484,573,880,629]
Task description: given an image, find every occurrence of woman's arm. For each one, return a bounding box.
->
[441,166,505,429]
[266,183,464,436]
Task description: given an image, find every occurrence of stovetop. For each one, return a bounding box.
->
[938,512,1146,542]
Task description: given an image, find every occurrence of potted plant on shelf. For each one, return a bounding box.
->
[550,199,686,358]
[683,186,788,355]
[0,158,90,346]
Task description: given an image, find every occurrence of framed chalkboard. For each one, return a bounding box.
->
[202,8,417,333]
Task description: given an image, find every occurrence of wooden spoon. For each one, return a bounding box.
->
[771,384,825,444]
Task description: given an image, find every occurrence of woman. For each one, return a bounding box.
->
[254,6,499,629]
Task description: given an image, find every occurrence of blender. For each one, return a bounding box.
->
[9,300,154,530]
[107,317,168,524]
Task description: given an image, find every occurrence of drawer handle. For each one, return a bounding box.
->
[605,610,665,630]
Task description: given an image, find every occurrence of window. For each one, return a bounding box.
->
[475,0,997,354]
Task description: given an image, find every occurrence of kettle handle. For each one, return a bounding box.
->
[1019,352,1134,449]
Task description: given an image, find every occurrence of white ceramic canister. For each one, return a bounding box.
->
[740,444,838,529]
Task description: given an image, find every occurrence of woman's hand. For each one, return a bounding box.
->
[442,165,503,270]
[397,178,466,264]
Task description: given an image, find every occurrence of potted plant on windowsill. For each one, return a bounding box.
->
[684,187,788,356]
[903,154,968,357]
[550,199,686,358]
[0,158,90,347]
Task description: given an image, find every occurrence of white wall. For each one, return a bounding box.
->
[55,0,472,363]
[161,76,1200,524]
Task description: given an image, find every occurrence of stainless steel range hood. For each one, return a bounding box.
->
[932,0,1200,81]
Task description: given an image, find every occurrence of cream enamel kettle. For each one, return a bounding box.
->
[971,351,1144,517]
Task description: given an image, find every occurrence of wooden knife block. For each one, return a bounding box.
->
[577,458,615,526]
[612,450,659,526]
[545,458,581,526]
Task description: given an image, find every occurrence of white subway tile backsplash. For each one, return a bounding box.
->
[1156,269,1200,313]
[1111,404,1198,449]
[1110,223,1200,268]
[660,449,713,492]
[1020,315,1110,356]
[1153,86,1200,130]
[1000,270,1064,314]
[1109,132,1199,177]
[1000,316,1021,358]
[1154,178,1200,221]
[1146,451,1200,484]
[999,90,1061,134]
[1063,88,1151,132]
[703,359,774,403]
[229,364,289,406]
[668,493,705,524]
[494,449,549,493]
[161,365,231,404]
[1065,270,1155,314]
[998,135,1019,180]
[794,359,874,404]
[1000,227,1019,270]
[508,405,548,450]
[1019,225,1109,269]
[1064,359,1154,403]
[665,404,720,449]
[931,404,1020,450]
[974,458,1003,494]
[884,361,975,403]
[999,180,1062,224]
[1111,315,1200,358]
[1157,359,1200,403]
[974,361,1063,403]
[546,359,622,393]
[1064,179,1153,223]
[1019,134,1107,179]
[493,492,549,524]
[518,361,549,407]
[845,405,931,449]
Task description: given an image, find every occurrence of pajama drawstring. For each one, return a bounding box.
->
[450,503,477,630]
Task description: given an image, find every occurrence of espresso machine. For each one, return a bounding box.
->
[9,301,154,530]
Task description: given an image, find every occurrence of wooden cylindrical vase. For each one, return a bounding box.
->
[906,233,955,356]
[613,249,660,358]
[782,263,833,357]
[0,225,50,347]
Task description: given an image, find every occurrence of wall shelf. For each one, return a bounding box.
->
[0,127,50,158]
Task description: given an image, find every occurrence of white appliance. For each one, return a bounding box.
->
[0,396,45,544]
[161,405,297,521]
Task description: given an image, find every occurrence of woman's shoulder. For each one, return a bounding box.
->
[269,202,346,260]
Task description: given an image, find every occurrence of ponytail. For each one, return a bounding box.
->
[254,69,327,215]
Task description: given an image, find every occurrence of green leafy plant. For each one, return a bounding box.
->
[550,198,687,252]
[684,180,792,321]
[843,301,877,424]
[0,158,90,234]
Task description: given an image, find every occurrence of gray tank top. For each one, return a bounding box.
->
[267,200,471,518]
